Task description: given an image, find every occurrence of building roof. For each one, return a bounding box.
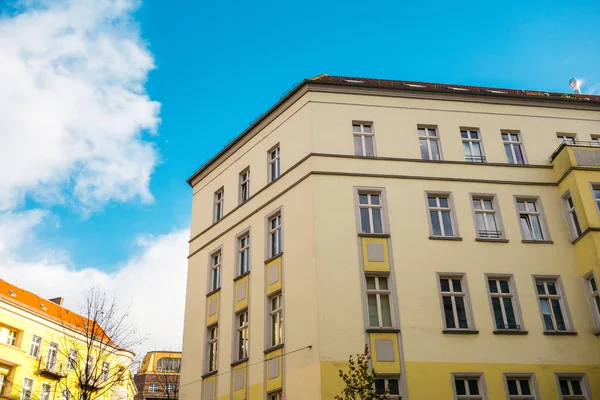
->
[186,74,600,185]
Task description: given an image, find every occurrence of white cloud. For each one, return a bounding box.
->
[0,0,160,212]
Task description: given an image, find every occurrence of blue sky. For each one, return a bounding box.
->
[0,0,598,349]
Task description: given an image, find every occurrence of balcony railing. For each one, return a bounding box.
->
[478,230,503,239]
[550,140,600,161]
[465,155,486,163]
[38,357,67,379]
[496,324,521,331]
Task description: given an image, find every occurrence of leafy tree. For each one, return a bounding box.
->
[334,345,388,400]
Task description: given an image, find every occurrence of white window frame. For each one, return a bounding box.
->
[46,342,58,371]
[148,384,159,393]
[557,133,576,145]
[461,128,485,163]
[533,276,573,333]
[503,374,538,400]
[470,194,504,240]
[166,384,175,393]
[418,126,442,160]
[502,132,527,164]
[357,191,386,234]
[268,213,282,258]
[3,328,17,346]
[426,192,458,238]
[214,188,224,223]
[583,271,600,332]
[485,275,524,331]
[20,378,33,400]
[514,197,550,242]
[269,293,283,347]
[101,361,109,381]
[555,374,590,400]
[365,275,393,328]
[239,168,250,204]
[238,232,250,275]
[268,146,281,183]
[28,335,41,358]
[207,325,218,373]
[374,376,401,399]
[235,310,249,361]
[268,392,282,400]
[67,349,78,370]
[452,374,486,400]
[591,183,600,216]
[562,191,582,240]
[39,383,51,400]
[352,122,376,157]
[438,274,474,331]
[209,250,222,292]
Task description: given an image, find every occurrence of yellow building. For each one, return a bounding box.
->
[0,280,137,400]
[134,351,181,400]
[180,75,600,400]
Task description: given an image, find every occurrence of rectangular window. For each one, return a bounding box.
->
[46,343,58,371]
[236,310,249,360]
[148,384,159,393]
[375,377,401,399]
[487,277,521,330]
[2,328,17,346]
[591,136,600,147]
[269,146,281,182]
[461,129,485,163]
[366,276,393,328]
[20,378,33,400]
[505,375,536,400]
[210,252,221,292]
[427,194,456,237]
[239,169,250,203]
[269,392,281,400]
[557,375,589,400]
[353,123,375,157]
[166,384,175,393]
[117,367,124,384]
[39,384,51,400]
[0,374,6,396]
[419,127,441,160]
[214,188,224,222]
[269,214,282,257]
[502,132,526,164]
[207,325,218,372]
[453,375,484,400]
[358,192,384,234]
[28,335,41,358]
[557,133,576,145]
[85,356,95,378]
[516,198,547,241]
[535,278,570,332]
[269,294,283,347]
[563,192,582,239]
[238,234,250,275]
[67,349,78,370]
[472,196,502,239]
[439,275,472,330]
[584,273,600,331]
[101,362,109,381]
[592,185,600,212]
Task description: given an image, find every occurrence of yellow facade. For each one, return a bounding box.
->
[0,281,136,400]
[180,75,600,399]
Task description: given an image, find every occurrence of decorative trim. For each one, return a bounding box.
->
[263,343,284,355]
[521,240,554,244]
[366,328,400,333]
[358,233,390,238]
[442,329,479,335]
[230,358,248,368]
[429,236,463,241]
[264,253,283,265]
[233,271,251,282]
[205,288,221,298]
[493,330,528,335]
[201,370,217,379]
[476,238,509,243]
[543,331,577,336]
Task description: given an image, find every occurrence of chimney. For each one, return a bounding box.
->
[49,297,64,306]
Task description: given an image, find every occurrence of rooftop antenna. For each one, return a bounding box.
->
[569,78,582,94]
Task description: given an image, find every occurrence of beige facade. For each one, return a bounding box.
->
[180,75,600,400]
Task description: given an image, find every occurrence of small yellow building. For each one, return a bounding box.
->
[134,351,181,400]
[180,75,600,399]
[0,279,137,400]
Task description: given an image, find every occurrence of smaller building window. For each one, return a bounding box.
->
[461,129,485,163]
[166,384,175,393]
[214,188,224,222]
[502,132,526,164]
[20,378,33,400]
[419,127,442,160]
[236,310,249,360]
[505,375,536,400]
[148,384,159,393]
[366,276,393,328]
[453,375,485,400]
[156,358,180,372]
[28,335,41,358]
[67,349,78,370]
[268,214,282,258]
[210,252,221,292]
[269,294,283,347]
[427,194,456,237]
[592,185,600,212]
[557,374,590,400]
[584,273,600,332]
[2,327,17,346]
[516,198,548,241]
[535,278,570,332]
[268,392,282,400]
[46,343,58,371]
[472,196,502,239]
[358,192,384,234]
[39,384,51,400]
[557,133,576,145]
[101,362,110,381]
[487,277,521,331]
[207,325,218,372]
[239,169,250,203]
[375,376,401,399]
[269,146,281,182]
[353,123,375,157]
[439,275,473,331]
[238,234,250,275]
[563,192,582,240]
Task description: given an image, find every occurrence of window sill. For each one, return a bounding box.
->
[366,328,400,333]
[430,236,463,241]
[358,233,390,238]
[493,330,528,335]
[264,252,283,265]
[230,358,248,367]
[205,287,221,297]
[543,331,577,336]
[233,271,250,282]
[201,370,217,379]
[442,329,479,334]
[264,343,284,354]
[476,238,509,243]
[521,240,554,244]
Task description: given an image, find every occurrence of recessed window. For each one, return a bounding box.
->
[505,375,537,400]
[352,123,375,157]
[101,362,109,381]
[20,378,33,400]
[39,384,51,400]
[584,273,600,332]
[439,275,473,330]
[358,192,384,234]
[67,349,78,370]
[502,132,526,164]
[2,327,18,346]
[268,214,282,258]
[592,185,600,212]
[562,192,582,240]
[472,196,503,239]
[28,335,42,358]
[269,294,283,347]
[268,146,281,183]
[461,129,485,163]
[166,384,175,393]
[239,169,250,204]
[453,375,485,400]
[366,276,393,328]
[210,252,222,292]
[557,375,589,400]
[516,198,548,241]
[235,310,249,361]
[238,234,250,275]
[149,384,159,393]
[375,377,401,399]
[207,325,218,372]
[156,357,180,372]
[214,188,224,223]
[487,277,522,331]
[534,278,571,332]
[269,392,282,400]
[427,194,456,237]
[557,133,576,145]
[418,127,442,160]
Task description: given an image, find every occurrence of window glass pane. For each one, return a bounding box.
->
[517,201,526,212]
[440,278,450,292]
[461,131,468,139]
[428,197,437,207]
[467,379,479,395]
[472,142,482,157]
[504,144,515,164]
[499,280,510,293]
[483,199,493,210]
[417,128,426,137]
[439,197,449,208]
[511,134,519,141]
[354,136,362,156]
[441,211,453,236]
[559,380,570,395]
[590,277,598,292]
[514,145,525,164]
[547,282,557,295]
[473,199,482,210]
[455,379,466,395]
[520,379,531,395]
[371,195,380,205]
[594,296,600,314]
[491,297,504,329]
[372,209,383,233]
[470,131,479,139]
[365,137,374,156]
[452,279,462,292]
[455,297,468,329]
[571,380,583,395]
[367,295,379,326]
[520,217,532,240]
[380,296,392,327]
[388,380,399,395]
[363,125,372,134]
[503,297,517,329]
[551,299,566,330]
[430,211,441,236]
[475,214,485,232]
[360,209,371,233]
[463,142,471,156]
[536,282,546,295]
[359,194,368,204]
[366,277,376,290]
[488,279,498,294]
[379,277,388,290]
[540,299,554,330]
[420,139,430,159]
[507,379,518,395]
[442,296,455,329]
[352,124,361,133]
[374,379,385,394]
[502,133,509,141]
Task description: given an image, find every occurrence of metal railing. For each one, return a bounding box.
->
[550,140,600,161]
[478,230,503,239]
[496,324,521,331]
[465,155,486,163]
[38,357,66,378]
